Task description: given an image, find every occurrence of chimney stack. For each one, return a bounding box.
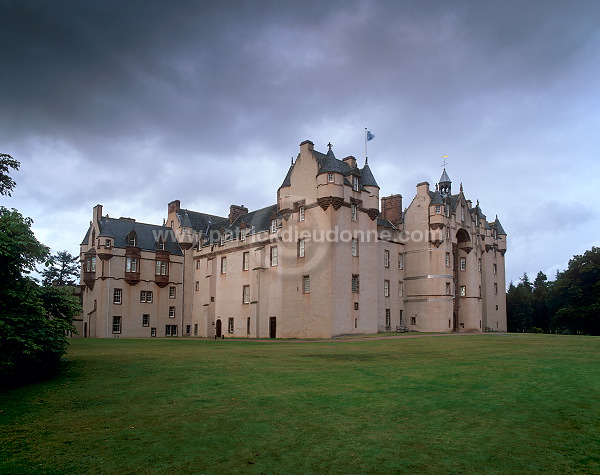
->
[381,194,403,225]
[229,204,248,224]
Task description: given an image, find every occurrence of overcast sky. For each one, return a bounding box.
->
[1,0,599,285]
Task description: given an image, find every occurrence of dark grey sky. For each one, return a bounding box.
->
[1,0,599,284]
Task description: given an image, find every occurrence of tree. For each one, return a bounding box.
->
[0,206,79,384]
[532,271,551,332]
[42,250,80,286]
[506,273,534,332]
[0,153,20,196]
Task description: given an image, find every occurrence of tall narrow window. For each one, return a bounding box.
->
[298,239,305,258]
[113,288,122,304]
[240,228,246,241]
[460,257,466,271]
[221,256,227,274]
[351,204,357,221]
[169,286,176,298]
[242,285,250,304]
[299,206,305,222]
[445,252,450,267]
[127,233,137,247]
[327,173,334,183]
[142,314,150,327]
[384,280,390,297]
[352,274,360,293]
[86,256,96,272]
[112,316,122,334]
[243,252,249,271]
[478,259,482,272]
[384,250,390,268]
[398,281,404,297]
[270,219,277,234]
[460,285,466,297]
[270,246,278,266]
[398,253,404,270]
[169,307,175,318]
[351,238,358,257]
[228,317,234,333]
[352,175,359,191]
[303,276,310,294]
[494,283,498,294]
[385,309,391,327]
[493,263,497,274]
[446,282,451,295]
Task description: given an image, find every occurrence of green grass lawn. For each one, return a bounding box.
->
[1,334,599,474]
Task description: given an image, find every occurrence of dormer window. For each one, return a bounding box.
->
[127,232,137,247]
[352,176,359,192]
[327,173,334,183]
[220,233,225,246]
[270,219,277,234]
[158,240,165,251]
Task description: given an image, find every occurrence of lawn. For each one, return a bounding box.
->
[1,334,599,474]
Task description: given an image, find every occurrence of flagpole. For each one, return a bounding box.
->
[364,128,368,163]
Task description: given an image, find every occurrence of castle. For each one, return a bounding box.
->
[78,140,507,338]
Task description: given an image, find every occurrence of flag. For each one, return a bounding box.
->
[441,155,448,158]
[366,130,375,141]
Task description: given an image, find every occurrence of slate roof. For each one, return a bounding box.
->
[491,217,507,235]
[360,163,379,188]
[429,190,444,205]
[440,168,451,184]
[82,217,183,256]
[280,164,294,188]
[178,209,228,234]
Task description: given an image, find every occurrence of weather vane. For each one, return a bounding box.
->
[441,154,448,168]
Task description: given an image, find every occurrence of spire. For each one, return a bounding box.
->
[439,168,452,198]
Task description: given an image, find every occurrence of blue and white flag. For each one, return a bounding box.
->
[366,130,375,141]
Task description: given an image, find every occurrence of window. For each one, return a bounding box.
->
[157,240,165,251]
[446,228,450,239]
[410,316,416,325]
[351,204,357,221]
[243,252,249,271]
[299,206,305,221]
[139,290,153,303]
[242,285,250,304]
[240,228,246,241]
[151,327,156,337]
[228,317,234,333]
[270,246,278,266]
[303,276,310,294]
[165,325,177,337]
[384,250,390,268]
[479,285,482,297]
[220,256,227,274]
[445,252,450,267]
[142,314,150,327]
[105,239,111,248]
[247,317,251,334]
[494,283,498,294]
[460,257,466,271]
[461,206,465,222]
[112,316,121,334]
[86,256,96,272]
[398,253,404,270]
[169,306,175,318]
[493,263,497,274]
[460,285,466,297]
[351,238,358,257]
[352,175,359,191]
[385,309,391,327]
[126,257,138,273]
[186,325,191,336]
[435,205,441,214]
[478,259,482,272]
[195,281,199,291]
[327,173,334,183]
[128,234,137,247]
[493,247,497,257]
[220,233,225,246]
[155,260,168,275]
[352,274,360,293]
[398,281,404,297]
[194,324,198,336]
[113,288,122,304]
[446,282,451,295]
[354,302,359,310]
[169,286,176,298]
[298,239,305,258]
[270,219,277,234]
[445,206,450,217]
[384,280,390,297]
[399,310,404,326]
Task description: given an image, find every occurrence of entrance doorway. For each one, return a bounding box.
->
[215,319,222,338]
[269,317,277,339]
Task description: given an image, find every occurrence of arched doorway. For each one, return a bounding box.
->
[215,319,222,338]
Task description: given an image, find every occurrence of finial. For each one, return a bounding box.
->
[365,156,369,165]
[435,183,439,191]
[291,156,294,165]
[460,183,463,192]
[327,142,333,150]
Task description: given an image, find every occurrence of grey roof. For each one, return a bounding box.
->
[492,217,507,235]
[429,190,443,205]
[440,168,451,184]
[377,217,398,229]
[200,204,279,244]
[82,217,183,256]
[178,209,228,234]
[280,164,294,188]
[315,148,352,175]
[360,163,379,188]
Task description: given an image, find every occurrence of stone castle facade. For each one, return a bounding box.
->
[78,140,507,338]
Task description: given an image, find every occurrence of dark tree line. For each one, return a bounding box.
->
[507,247,600,335]
[0,153,81,387]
